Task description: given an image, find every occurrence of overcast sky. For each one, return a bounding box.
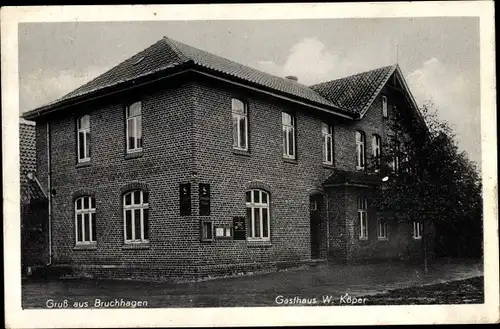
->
[18,18,480,165]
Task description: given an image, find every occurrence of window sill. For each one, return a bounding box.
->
[283,158,298,165]
[359,238,368,241]
[124,151,143,160]
[247,240,272,248]
[76,161,91,168]
[377,237,388,241]
[74,243,97,250]
[233,148,251,157]
[322,163,335,170]
[413,237,422,240]
[355,167,366,171]
[122,242,150,249]
[200,239,214,243]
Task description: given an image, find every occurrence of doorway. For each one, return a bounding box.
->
[309,194,322,259]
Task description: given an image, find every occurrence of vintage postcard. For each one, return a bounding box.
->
[2,2,498,327]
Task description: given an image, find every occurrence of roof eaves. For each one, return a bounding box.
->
[190,66,356,119]
[22,61,195,120]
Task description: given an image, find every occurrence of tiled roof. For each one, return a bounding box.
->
[24,36,346,118]
[323,170,382,186]
[164,37,339,109]
[311,65,397,115]
[20,122,36,184]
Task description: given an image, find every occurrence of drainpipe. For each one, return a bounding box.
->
[46,122,52,266]
[325,190,330,259]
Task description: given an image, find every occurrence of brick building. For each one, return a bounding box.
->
[22,36,431,280]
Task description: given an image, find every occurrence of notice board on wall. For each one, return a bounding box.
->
[199,183,211,216]
[179,183,191,216]
[233,216,246,240]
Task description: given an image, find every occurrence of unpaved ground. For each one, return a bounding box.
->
[22,258,483,308]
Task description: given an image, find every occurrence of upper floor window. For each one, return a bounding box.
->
[413,221,422,239]
[372,134,382,172]
[246,189,270,240]
[75,196,96,244]
[322,123,333,165]
[126,101,143,153]
[232,98,248,151]
[355,131,366,171]
[358,197,368,240]
[282,112,296,159]
[123,190,149,243]
[377,218,387,240]
[382,96,388,118]
[77,115,91,162]
[391,140,401,173]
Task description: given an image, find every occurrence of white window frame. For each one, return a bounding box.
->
[123,190,149,243]
[372,134,381,172]
[413,221,422,239]
[75,196,96,245]
[126,101,143,153]
[377,218,387,240]
[358,197,368,240]
[322,123,333,165]
[77,115,91,162]
[282,112,296,159]
[232,98,248,151]
[356,131,366,170]
[246,189,271,241]
[382,95,388,118]
[391,140,400,173]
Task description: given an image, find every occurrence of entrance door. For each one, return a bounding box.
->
[309,194,322,259]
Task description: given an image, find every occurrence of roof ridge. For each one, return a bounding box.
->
[162,36,191,63]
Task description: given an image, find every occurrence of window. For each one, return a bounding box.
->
[377,218,387,239]
[246,189,270,240]
[372,134,381,172]
[75,196,96,244]
[358,197,368,240]
[391,140,400,173]
[382,96,388,118]
[282,112,296,159]
[126,101,143,153]
[232,98,248,151]
[123,190,149,243]
[77,115,91,162]
[322,123,333,165]
[201,221,213,241]
[356,131,366,170]
[413,221,422,239]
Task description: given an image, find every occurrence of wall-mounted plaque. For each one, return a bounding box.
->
[179,183,191,216]
[233,216,246,240]
[199,183,211,216]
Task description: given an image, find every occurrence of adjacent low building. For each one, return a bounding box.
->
[22,36,432,280]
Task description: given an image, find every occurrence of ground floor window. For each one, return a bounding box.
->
[358,197,368,240]
[200,220,214,241]
[377,218,387,239]
[75,196,96,244]
[413,220,422,239]
[246,189,270,240]
[123,190,149,243]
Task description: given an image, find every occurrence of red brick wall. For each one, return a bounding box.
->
[33,73,432,278]
[191,80,335,266]
[36,82,201,269]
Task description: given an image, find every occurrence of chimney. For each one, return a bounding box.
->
[285,75,298,82]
